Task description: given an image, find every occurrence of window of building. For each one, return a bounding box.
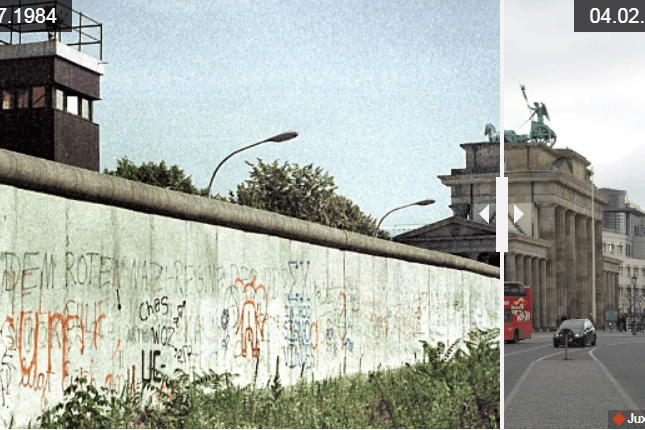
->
[16,89,29,109]
[55,89,64,110]
[627,267,631,276]
[66,95,78,115]
[620,266,624,275]
[32,87,46,108]
[618,245,623,255]
[603,243,607,253]
[81,98,90,120]
[610,244,614,253]
[1,91,11,110]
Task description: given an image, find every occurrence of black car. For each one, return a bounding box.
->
[553,319,596,347]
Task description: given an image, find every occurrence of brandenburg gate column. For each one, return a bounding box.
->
[540,258,547,329]
[505,252,516,282]
[532,257,540,330]
[576,214,588,318]
[524,256,532,289]
[524,255,533,327]
[516,254,524,287]
[539,204,558,326]
[554,207,567,319]
[565,210,577,317]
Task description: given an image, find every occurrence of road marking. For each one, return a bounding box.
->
[505,344,641,414]
[504,343,551,357]
[589,346,640,410]
[505,348,582,411]
[504,361,535,413]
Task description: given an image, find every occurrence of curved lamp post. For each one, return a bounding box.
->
[375,199,435,236]
[207,131,298,198]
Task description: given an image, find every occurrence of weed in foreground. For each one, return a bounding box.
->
[37,327,499,429]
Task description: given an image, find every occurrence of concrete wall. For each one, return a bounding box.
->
[0,149,499,427]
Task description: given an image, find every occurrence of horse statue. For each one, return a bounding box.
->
[484,123,500,142]
[485,124,529,143]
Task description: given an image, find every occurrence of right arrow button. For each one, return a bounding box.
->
[513,205,524,223]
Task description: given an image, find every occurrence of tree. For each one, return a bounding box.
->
[103,157,207,196]
[230,159,389,238]
[104,157,389,238]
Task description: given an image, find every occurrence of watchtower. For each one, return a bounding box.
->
[0,1,104,170]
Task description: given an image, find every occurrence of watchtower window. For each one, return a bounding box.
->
[66,95,78,115]
[55,89,64,110]
[17,89,29,109]
[32,87,46,108]
[81,98,90,120]
[1,91,11,110]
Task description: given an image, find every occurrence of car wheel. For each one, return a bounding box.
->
[553,340,558,348]
[591,336,596,346]
[513,330,519,344]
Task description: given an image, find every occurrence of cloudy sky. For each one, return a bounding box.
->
[504,0,645,205]
[55,0,500,230]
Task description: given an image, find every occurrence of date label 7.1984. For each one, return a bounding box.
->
[0,0,72,33]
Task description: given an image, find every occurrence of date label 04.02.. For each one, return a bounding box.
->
[574,0,645,32]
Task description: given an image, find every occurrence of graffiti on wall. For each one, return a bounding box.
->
[235,275,267,360]
[0,234,497,429]
[283,261,316,369]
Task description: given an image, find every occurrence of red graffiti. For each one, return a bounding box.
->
[47,311,85,382]
[235,275,267,359]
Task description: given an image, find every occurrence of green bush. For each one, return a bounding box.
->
[37,328,499,429]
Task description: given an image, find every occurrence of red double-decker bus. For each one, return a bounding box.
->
[504,281,532,343]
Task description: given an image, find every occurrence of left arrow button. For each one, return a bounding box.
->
[479,205,490,223]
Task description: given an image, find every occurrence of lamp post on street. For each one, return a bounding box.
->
[375,199,435,236]
[590,167,596,324]
[638,290,643,332]
[632,272,638,335]
[207,131,298,198]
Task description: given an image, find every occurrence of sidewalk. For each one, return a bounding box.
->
[505,331,639,428]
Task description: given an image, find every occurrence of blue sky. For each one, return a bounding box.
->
[75,0,499,229]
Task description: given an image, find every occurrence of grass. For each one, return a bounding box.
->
[34,327,499,429]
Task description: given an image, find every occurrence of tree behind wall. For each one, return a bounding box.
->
[104,157,388,238]
[230,159,388,238]
[103,157,207,196]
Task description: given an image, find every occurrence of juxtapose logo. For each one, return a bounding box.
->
[610,411,645,428]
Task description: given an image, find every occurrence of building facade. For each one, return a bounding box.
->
[505,142,619,330]
[601,188,645,320]
[394,140,498,266]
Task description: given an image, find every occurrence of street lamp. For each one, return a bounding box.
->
[375,199,435,236]
[632,272,638,335]
[590,167,596,325]
[206,131,298,198]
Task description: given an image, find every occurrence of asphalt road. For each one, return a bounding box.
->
[504,330,645,428]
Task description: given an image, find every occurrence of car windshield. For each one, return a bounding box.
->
[560,320,584,329]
